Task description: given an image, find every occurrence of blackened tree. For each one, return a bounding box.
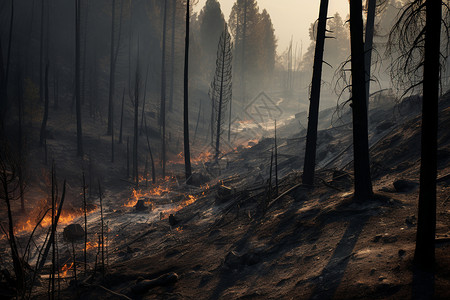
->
[302,0,329,186]
[210,24,232,161]
[388,0,449,270]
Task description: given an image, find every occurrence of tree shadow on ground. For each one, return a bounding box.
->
[412,266,434,299]
[309,213,371,300]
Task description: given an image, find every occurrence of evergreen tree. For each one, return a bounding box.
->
[198,0,225,79]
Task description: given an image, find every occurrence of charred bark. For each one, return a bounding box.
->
[40,63,49,146]
[160,0,168,178]
[183,0,192,184]
[349,0,373,201]
[302,0,329,186]
[414,0,441,270]
[75,0,83,156]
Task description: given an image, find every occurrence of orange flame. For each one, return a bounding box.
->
[61,262,74,278]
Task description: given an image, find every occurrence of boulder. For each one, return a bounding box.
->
[63,224,84,241]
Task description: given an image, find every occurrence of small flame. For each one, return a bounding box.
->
[61,262,74,278]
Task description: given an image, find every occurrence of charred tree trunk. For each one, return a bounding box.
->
[414,0,441,270]
[349,0,373,201]
[107,0,116,135]
[0,38,5,129]
[40,0,44,103]
[302,0,328,186]
[133,63,140,185]
[0,152,24,291]
[119,88,125,144]
[210,25,233,162]
[81,0,90,105]
[183,0,192,184]
[160,0,168,178]
[144,117,156,184]
[17,72,25,212]
[40,63,49,146]
[364,0,376,112]
[111,102,114,162]
[140,64,149,135]
[75,0,83,156]
[169,0,176,112]
[241,0,247,103]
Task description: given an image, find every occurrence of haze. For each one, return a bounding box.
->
[195,0,350,53]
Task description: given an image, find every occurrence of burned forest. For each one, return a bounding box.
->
[1,0,450,299]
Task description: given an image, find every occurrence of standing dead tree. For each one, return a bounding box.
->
[349,0,373,201]
[75,0,83,156]
[40,63,50,146]
[0,140,25,292]
[183,0,192,184]
[160,0,168,178]
[388,0,449,270]
[209,24,233,162]
[133,60,140,185]
[302,0,329,186]
[107,0,124,135]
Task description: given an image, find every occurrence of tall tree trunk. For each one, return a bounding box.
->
[40,63,49,146]
[133,63,140,185]
[3,181,24,291]
[40,0,44,103]
[140,64,149,135]
[241,0,247,103]
[17,72,25,212]
[0,38,5,129]
[364,0,376,114]
[302,0,328,186]
[414,0,441,270]
[144,117,156,184]
[160,0,168,178]
[119,88,125,144]
[183,0,192,184]
[169,0,176,112]
[107,0,116,135]
[349,0,372,201]
[75,0,83,156]
[81,0,89,105]
[111,99,114,162]
[5,0,13,98]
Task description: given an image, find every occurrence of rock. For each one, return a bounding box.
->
[63,224,84,241]
[393,179,418,192]
[398,249,406,257]
[169,214,179,226]
[134,199,148,211]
